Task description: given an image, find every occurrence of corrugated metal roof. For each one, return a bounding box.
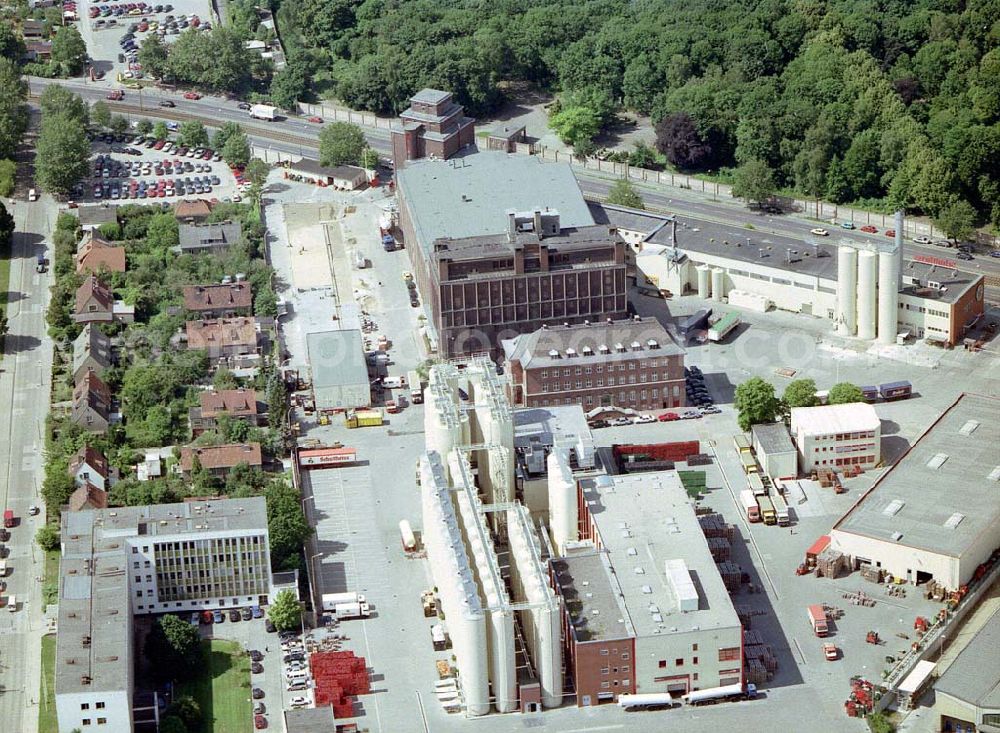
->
[935,608,1000,708]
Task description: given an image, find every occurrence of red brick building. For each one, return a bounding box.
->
[503,318,685,412]
[390,88,475,167]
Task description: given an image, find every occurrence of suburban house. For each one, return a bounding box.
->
[67,483,109,512]
[71,371,113,433]
[23,40,53,61]
[183,283,253,318]
[76,231,126,274]
[180,443,263,478]
[137,451,164,482]
[189,388,260,436]
[21,19,47,39]
[76,204,118,231]
[72,324,113,383]
[73,276,134,324]
[174,198,213,223]
[185,317,262,360]
[175,221,243,254]
[68,445,113,491]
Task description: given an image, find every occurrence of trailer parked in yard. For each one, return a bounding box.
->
[618,693,679,711]
[747,472,766,496]
[772,492,790,526]
[808,604,829,636]
[756,494,776,525]
[860,385,879,402]
[399,520,417,552]
[741,490,761,522]
[408,370,423,404]
[879,380,912,401]
[733,434,752,454]
[682,683,757,706]
[708,311,740,342]
[345,409,383,428]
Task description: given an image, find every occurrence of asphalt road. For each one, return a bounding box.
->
[0,192,56,733]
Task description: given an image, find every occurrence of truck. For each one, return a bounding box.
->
[249,104,277,120]
[381,232,395,251]
[344,409,383,428]
[708,311,740,342]
[682,683,758,706]
[860,385,879,402]
[407,370,423,404]
[772,492,790,526]
[733,434,752,454]
[430,623,447,650]
[0,560,7,577]
[740,490,761,523]
[3,509,13,528]
[332,601,371,619]
[747,472,766,496]
[399,519,417,552]
[321,592,366,609]
[808,604,829,636]
[106,90,124,101]
[756,495,776,525]
[28,188,38,202]
[879,380,912,401]
[383,375,405,389]
[739,452,759,476]
[5,594,14,612]
[617,692,679,711]
[679,308,712,339]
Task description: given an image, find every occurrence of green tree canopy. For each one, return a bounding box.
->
[51,26,88,75]
[827,382,864,405]
[136,119,153,136]
[245,158,269,186]
[221,129,251,168]
[0,20,25,63]
[934,199,977,242]
[144,614,203,682]
[177,120,209,149]
[607,179,644,210]
[0,59,30,159]
[152,121,169,141]
[318,122,367,167]
[91,101,112,130]
[783,378,818,408]
[734,377,779,432]
[732,159,777,207]
[36,524,61,552]
[268,589,303,632]
[36,110,91,196]
[0,158,15,197]
[165,695,202,731]
[265,479,309,570]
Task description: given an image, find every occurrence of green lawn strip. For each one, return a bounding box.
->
[39,634,57,733]
[177,639,252,733]
[0,238,10,357]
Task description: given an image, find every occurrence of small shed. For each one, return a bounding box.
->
[287,159,367,190]
[486,123,527,153]
[751,422,797,481]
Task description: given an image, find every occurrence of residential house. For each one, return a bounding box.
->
[23,40,53,61]
[76,204,118,231]
[21,19,47,39]
[76,231,126,274]
[68,445,112,491]
[173,199,213,223]
[67,483,109,511]
[180,443,263,478]
[183,283,253,318]
[136,451,163,482]
[73,276,133,324]
[72,324,113,383]
[72,371,113,433]
[185,317,261,360]
[175,221,243,254]
[189,388,259,436]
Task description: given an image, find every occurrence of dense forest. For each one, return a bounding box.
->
[275,0,1000,230]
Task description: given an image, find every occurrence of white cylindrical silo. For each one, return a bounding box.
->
[710,268,725,302]
[538,603,563,708]
[457,607,490,716]
[696,265,711,299]
[836,246,857,335]
[878,248,900,344]
[547,451,577,556]
[489,610,517,712]
[856,250,877,340]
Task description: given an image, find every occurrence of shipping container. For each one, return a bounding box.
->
[740,490,761,522]
[879,380,912,401]
[807,604,828,636]
[756,495,776,525]
[860,385,879,402]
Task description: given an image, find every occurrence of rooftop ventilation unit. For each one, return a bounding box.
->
[959,420,980,436]
[883,499,905,517]
[891,531,903,542]
[943,513,965,529]
[927,453,949,469]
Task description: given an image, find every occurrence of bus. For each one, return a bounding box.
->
[740,452,759,476]
[756,495,777,525]
[771,492,790,526]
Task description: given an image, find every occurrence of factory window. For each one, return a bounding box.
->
[96,703,105,709]
[650,371,657,381]
[676,658,683,666]
[601,667,610,675]
[562,368,570,377]
[97,719,107,725]
[133,562,139,569]
[622,679,631,687]
[718,647,740,661]
[693,657,699,664]
[586,381,592,388]
[693,673,699,681]
[658,660,666,668]
[596,365,603,373]
[692,644,698,651]
[576,381,583,389]
[81,704,90,710]
[772,278,790,285]
[132,547,138,554]
[628,362,636,370]
[618,364,625,372]
[540,370,548,378]
[82,720,91,726]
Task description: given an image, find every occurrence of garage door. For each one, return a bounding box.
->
[667,682,688,693]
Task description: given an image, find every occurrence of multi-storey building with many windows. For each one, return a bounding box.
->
[790,402,882,473]
[56,498,272,733]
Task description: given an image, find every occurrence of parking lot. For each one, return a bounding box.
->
[80,131,245,203]
[75,0,215,81]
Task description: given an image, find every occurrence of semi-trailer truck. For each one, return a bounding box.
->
[332,601,371,619]
[756,495,776,525]
[407,370,423,404]
[741,490,761,522]
[617,692,679,711]
[808,604,829,636]
[681,682,758,706]
[772,492,790,526]
[399,520,416,552]
[249,104,277,121]
[321,591,366,609]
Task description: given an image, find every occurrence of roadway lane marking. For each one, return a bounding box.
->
[564,726,625,732]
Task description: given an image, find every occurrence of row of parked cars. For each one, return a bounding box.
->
[192,605,263,626]
[89,1,168,19]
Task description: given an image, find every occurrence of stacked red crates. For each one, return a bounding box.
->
[311,651,371,719]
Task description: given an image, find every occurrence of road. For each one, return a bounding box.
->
[25,77,1000,293]
[0,192,56,733]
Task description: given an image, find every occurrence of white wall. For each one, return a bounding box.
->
[759,450,797,481]
[634,627,743,695]
[897,294,953,341]
[830,530,961,590]
[56,689,132,733]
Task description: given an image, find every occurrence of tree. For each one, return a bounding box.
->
[268,589,303,632]
[0,58,29,160]
[0,158,14,197]
[270,58,309,111]
[245,158,269,186]
[212,367,239,390]
[828,383,864,405]
[152,121,169,141]
[783,378,818,408]
[36,524,61,552]
[0,21,26,63]
[318,122,366,167]
[165,695,202,731]
[177,120,208,149]
[607,179,644,210]
[360,148,379,171]
[109,115,130,135]
[144,614,203,682]
[734,377,779,432]
[36,110,91,195]
[732,159,777,207]
[136,119,153,136]
[934,199,976,242]
[138,35,171,80]
[39,85,88,124]
[158,716,187,733]
[211,121,243,151]
[221,129,251,168]
[51,26,88,75]
[549,104,600,149]
[266,478,308,570]
[655,112,711,169]
[91,101,112,130]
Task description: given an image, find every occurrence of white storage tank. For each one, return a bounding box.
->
[710,268,725,302]
[878,247,900,345]
[489,609,517,712]
[856,250,878,340]
[836,246,857,335]
[696,265,711,299]
[546,450,577,556]
[727,289,771,313]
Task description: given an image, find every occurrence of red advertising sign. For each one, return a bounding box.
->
[913,254,956,268]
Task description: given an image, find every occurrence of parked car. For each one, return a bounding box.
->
[861,225,878,234]
[229,609,240,622]
[287,681,309,692]
[241,607,252,621]
[253,702,266,715]
[251,663,264,674]
[289,696,309,708]
[237,102,251,110]
[699,405,722,414]
[212,609,224,623]
[989,250,1000,258]
[249,650,263,662]
[912,236,931,245]
[183,91,201,100]
[252,605,263,619]
[884,229,896,237]
[680,410,701,419]
[809,228,829,236]
[632,414,656,424]
[252,688,264,699]
[658,412,680,422]
[956,252,974,260]
[840,221,855,229]
[254,714,267,729]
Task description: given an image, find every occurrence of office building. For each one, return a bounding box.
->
[790,402,881,473]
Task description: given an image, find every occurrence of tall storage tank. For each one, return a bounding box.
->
[489,610,517,712]
[878,247,900,344]
[455,606,490,716]
[856,250,877,340]
[696,265,711,299]
[836,246,857,335]
[710,268,725,302]
[547,450,577,555]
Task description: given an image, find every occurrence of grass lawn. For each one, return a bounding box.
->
[43,548,60,605]
[0,239,9,358]
[39,634,57,733]
[177,639,252,733]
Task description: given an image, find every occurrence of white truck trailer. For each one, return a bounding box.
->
[249,104,277,120]
[321,591,366,609]
[332,601,371,619]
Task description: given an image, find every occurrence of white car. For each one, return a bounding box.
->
[608,417,632,427]
[809,228,829,236]
[632,414,656,424]
[912,236,931,245]
[289,696,310,708]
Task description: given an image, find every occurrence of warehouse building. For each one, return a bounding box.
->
[751,422,798,481]
[934,606,1000,732]
[551,471,743,705]
[593,204,986,347]
[790,402,881,473]
[306,330,370,411]
[830,393,1000,592]
[56,498,271,733]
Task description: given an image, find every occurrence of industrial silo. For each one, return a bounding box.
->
[856,250,878,340]
[710,268,725,302]
[836,246,857,335]
[878,247,900,344]
[546,450,577,555]
[696,265,711,299]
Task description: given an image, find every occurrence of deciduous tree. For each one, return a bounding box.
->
[934,199,976,242]
[655,112,710,169]
[731,159,776,207]
[177,120,208,149]
[734,377,779,432]
[0,59,29,159]
[783,379,818,408]
[36,110,91,195]
[318,122,366,167]
[267,589,303,632]
[91,101,112,130]
[607,179,644,210]
[51,26,87,75]
[828,383,864,405]
[144,614,203,682]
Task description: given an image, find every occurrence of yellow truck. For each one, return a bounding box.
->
[345,409,383,429]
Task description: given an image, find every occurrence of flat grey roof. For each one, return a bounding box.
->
[177,221,243,249]
[835,393,1000,557]
[513,404,592,449]
[396,151,595,255]
[283,706,337,733]
[590,202,980,305]
[306,329,369,389]
[577,471,741,639]
[411,88,451,106]
[552,551,631,642]
[751,422,796,455]
[935,606,1000,709]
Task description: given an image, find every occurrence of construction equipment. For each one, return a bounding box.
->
[865,630,881,645]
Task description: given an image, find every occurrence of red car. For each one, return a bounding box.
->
[307,116,323,123]
[106,90,124,101]
[153,140,165,150]
[884,229,896,237]
[860,225,878,233]
[254,715,267,729]
[183,92,202,100]
[658,412,680,422]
